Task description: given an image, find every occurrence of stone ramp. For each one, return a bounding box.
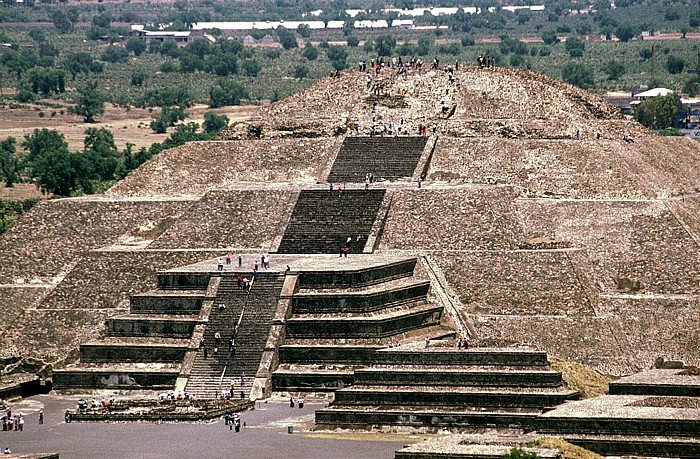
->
[185,272,284,399]
[327,136,428,183]
[277,189,386,254]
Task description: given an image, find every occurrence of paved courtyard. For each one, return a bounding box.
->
[1,395,415,459]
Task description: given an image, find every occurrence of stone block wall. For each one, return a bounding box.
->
[434,251,593,316]
[148,190,297,250]
[0,198,190,284]
[107,139,341,197]
[379,188,521,251]
[516,200,700,295]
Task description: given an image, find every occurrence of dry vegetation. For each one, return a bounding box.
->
[549,356,612,399]
[531,438,606,459]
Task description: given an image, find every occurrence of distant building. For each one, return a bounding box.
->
[130,25,192,44]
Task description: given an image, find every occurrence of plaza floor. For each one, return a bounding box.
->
[2,394,418,459]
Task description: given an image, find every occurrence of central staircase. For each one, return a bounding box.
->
[276,189,386,254]
[185,272,284,399]
[327,136,427,183]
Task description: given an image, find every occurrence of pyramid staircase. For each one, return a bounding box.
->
[276,189,386,254]
[327,136,427,183]
[272,258,455,392]
[185,272,284,399]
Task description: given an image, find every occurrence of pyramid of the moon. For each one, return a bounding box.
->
[1,66,698,383]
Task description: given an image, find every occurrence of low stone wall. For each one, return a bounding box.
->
[106,317,198,338]
[567,436,700,459]
[297,258,417,289]
[67,399,252,422]
[315,408,539,430]
[353,368,562,387]
[157,273,211,290]
[53,369,179,390]
[333,388,574,409]
[537,417,700,437]
[271,371,353,392]
[291,281,429,314]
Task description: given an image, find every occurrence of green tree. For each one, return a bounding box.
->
[23,129,82,196]
[277,27,298,50]
[52,10,73,34]
[126,38,147,56]
[667,55,685,74]
[635,93,683,129]
[605,59,625,80]
[297,24,311,38]
[374,35,396,56]
[562,63,594,89]
[293,63,309,80]
[565,36,585,57]
[615,23,637,42]
[63,52,103,80]
[83,127,119,180]
[241,59,261,77]
[0,138,20,187]
[28,68,66,96]
[302,43,319,61]
[326,46,348,70]
[209,79,249,107]
[150,107,188,134]
[101,46,130,64]
[202,111,229,134]
[70,80,105,123]
[541,30,558,45]
[346,35,359,47]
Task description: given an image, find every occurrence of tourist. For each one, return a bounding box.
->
[237,274,242,290]
[238,255,242,267]
[39,410,43,425]
[290,396,295,408]
[425,336,430,348]
[226,254,231,266]
[214,331,221,348]
[234,413,241,432]
[298,397,304,409]
[18,416,24,431]
[64,411,71,423]
[417,177,422,188]
[217,257,224,272]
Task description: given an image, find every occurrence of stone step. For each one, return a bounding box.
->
[285,303,443,339]
[129,292,205,315]
[331,385,578,409]
[353,367,564,387]
[314,405,541,430]
[297,258,417,289]
[80,338,191,363]
[563,434,700,459]
[280,345,548,367]
[291,281,430,314]
[52,363,180,390]
[608,369,700,397]
[106,315,200,338]
[157,272,211,290]
[272,367,355,392]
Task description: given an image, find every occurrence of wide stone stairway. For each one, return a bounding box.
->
[185,272,284,399]
[272,258,455,392]
[327,136,428,183]
[276,189,386,254]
